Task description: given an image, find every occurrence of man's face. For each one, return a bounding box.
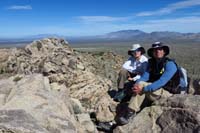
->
[133,50,142,58]
[153,47,165,59]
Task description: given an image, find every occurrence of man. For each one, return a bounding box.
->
[118,42,181,125]
[114,44,148,102]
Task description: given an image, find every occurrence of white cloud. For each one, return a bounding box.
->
[75,16,200,34]
[112,16,200,33]
[186,12,200,15]
[77,16,131,22]
[7,5,32,10]
[136,0,200,16]
[148,16,200,24]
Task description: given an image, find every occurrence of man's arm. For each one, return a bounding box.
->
[143,61,177,92]
[132,61,148,81]
[122,57,135,73]
[135,61,150,83]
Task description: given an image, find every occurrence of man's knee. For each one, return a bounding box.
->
[137,81,151,88]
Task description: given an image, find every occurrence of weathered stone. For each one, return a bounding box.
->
[76,113,97,133]
[0,38,124,132]
[77,62,85,70]
[50,82,66,91]
[0,109,47,133]
[114,95,200,133]
[95,95,116,122]
[79,51,124,88]
[114,106,163,133]
[157,108,200,133]
[70,98,85,114]
[6,38,76,75]
[0,94,6,106]
[0,77,16,106]
[0,74,78,133]
[70,71,112,114]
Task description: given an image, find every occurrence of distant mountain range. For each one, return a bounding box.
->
[69,30,200,44]
[0,34,64,44]
[1,30,200,45]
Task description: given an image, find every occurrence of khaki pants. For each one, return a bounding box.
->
[117,68,136,89]
[128,81,172,112]
[117,68,129,89]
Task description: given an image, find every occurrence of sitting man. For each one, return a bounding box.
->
[114,44,148,102]
[118,42,182,125]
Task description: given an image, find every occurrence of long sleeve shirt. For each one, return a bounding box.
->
[137,60,177,92]
[122,55,148,81]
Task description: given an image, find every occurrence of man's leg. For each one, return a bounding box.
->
[117,81,148,125]
[128,81,172,112]
[118,81,173,125]
[128,81,150,112]
[117,68,129,89]
[146,87,172,101]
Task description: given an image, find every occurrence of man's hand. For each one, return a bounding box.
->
[128,77,133,81]
[132,84,143,94]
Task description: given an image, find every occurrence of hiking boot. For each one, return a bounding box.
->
[113,89,126,102]
[117,108,136,125]
[97,121,116,132]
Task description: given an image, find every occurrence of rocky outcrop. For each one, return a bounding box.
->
[0,109,47,133]
[0,49,13,79]
[114,94,200,133]
[6,38,74,75]
[3,38,115,114]
[77,51,123,87]
[0,74,78,133]
[0,38,122,132]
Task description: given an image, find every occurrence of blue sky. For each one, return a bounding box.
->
[1,0,200,37]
